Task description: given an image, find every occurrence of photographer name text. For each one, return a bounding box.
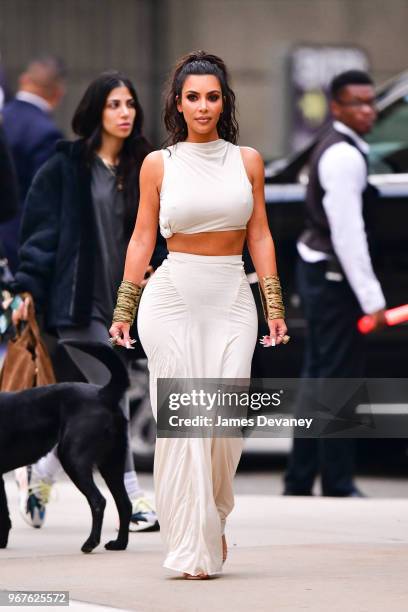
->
[167,415,313,428]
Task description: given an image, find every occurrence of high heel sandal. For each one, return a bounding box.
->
[183,572,209,580]
[181,536,227,578]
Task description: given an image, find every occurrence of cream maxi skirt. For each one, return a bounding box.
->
[137,252,258,576]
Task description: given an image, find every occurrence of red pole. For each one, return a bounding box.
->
[358,304,408,334]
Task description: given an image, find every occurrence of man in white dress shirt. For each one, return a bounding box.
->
[284,70,386,497]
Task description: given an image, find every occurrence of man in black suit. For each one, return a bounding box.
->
[0,124,18,225]
[0,64,10,111]
[0,57,65,272]
[0,123,18,298]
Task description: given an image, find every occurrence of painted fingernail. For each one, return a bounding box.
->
[272,338,276,347]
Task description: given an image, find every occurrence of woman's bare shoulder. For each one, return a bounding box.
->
[140,150,164,180]
[239,147,264,183]
[143,150,164,166]
[239,146,263,166]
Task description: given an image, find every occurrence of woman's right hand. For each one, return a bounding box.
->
[109,264,153,348]
[109,321,136,349]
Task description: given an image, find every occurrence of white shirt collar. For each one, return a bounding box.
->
[333,120,369,154]
[15,91,52,113]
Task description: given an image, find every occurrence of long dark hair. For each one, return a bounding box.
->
[72,71,151,237]
[163,50,239,146]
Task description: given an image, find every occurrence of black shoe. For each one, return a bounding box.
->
[322,488,367,498]
[345,489,367,498]
[282,490,313,496]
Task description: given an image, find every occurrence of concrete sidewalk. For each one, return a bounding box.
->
[1,476,408,612]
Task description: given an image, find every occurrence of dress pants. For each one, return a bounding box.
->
[284,257,365,496]
[138,252,258,575]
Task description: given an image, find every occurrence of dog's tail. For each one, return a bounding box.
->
[59,340,130,403]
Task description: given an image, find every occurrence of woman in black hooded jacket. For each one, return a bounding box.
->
[13,71,166,532]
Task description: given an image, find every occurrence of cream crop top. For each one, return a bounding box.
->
[159,139,253,239]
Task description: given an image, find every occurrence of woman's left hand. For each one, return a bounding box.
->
[261,318,288,347]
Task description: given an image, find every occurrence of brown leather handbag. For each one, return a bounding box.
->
[0,295,56,391]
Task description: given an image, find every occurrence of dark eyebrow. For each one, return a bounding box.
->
[185,89,221,94]
[106,97,134,102]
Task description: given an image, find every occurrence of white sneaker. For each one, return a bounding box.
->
[15,466,52,528]
[129,496,160,532]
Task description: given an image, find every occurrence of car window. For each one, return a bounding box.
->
[366,95,408,174]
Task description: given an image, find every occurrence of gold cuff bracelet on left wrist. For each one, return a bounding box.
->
[112,280,143,325]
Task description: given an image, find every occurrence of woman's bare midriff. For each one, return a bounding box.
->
[166,229,246,256]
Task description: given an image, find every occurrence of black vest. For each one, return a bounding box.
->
[300,126,375,257]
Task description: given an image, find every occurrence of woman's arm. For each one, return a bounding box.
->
[122,151,162,283]
[110,150,163,346]
[242,147,288,345]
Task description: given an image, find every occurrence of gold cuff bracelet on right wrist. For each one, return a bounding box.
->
[258,274,286,322]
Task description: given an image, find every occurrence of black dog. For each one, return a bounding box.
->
[0,341,132,553]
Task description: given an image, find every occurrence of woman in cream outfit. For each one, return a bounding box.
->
[110,51,287,578]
